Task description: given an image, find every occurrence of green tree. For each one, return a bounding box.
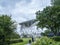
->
[36,6,60,35]
[51,0,60,6]
[10,32,20,39]
[41,30,51,36]
[0,15,17,45]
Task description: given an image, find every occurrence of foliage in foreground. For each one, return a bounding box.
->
[51,36,60,41]
[32,37,60,45]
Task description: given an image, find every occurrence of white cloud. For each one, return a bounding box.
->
[0,0,51,23]
[11,0,51,23]
[0,6,5,14]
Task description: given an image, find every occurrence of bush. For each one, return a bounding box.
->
[32,37,58,45]
[51,36,60,41]
[6,39,23,44]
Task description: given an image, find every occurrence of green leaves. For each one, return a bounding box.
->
[36,6,60,35]
[32,37,56,45]
[0,15,17,45]
[51,0,60,6]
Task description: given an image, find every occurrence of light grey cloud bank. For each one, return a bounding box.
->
[0,0,51,23]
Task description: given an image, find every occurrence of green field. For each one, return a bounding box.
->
[11,37,60,45]
[11,38,31,45]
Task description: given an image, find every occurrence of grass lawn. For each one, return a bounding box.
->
[11,37,60,45]
[11,38,31,45]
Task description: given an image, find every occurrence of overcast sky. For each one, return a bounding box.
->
[0,0,51,23]
[0,0,51,34]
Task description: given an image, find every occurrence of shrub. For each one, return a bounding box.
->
[6,39,23,44]
[51,36,60,41]
[32,37,56,45]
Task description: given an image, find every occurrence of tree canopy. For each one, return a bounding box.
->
[0,15,18,45]
[41,30,51,36]
[0,15,17,38]
[51,0,60,6]
[36,6,60,35]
